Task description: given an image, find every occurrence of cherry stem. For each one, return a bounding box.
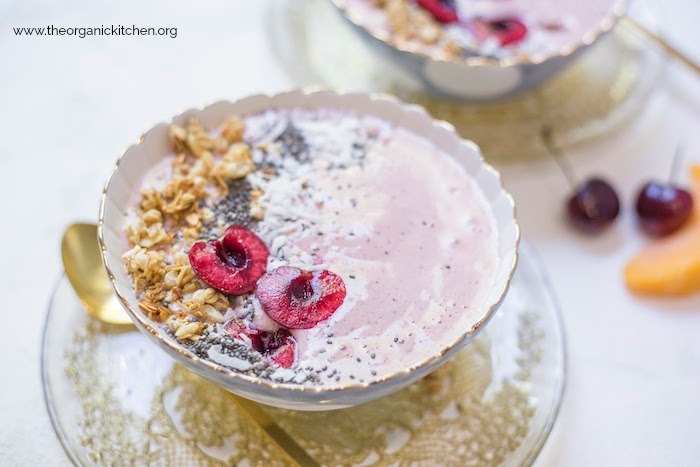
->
[669,143,684,184]
[541,125,576,188]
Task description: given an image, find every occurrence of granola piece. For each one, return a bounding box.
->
[182,280,201,295]
[163,270,179,289]
[186,118,214,157]
[182,227,201,242]
[123,246,166,291]
[172,152,192,177]
[213,136,229,154]
[183,301,225,324]
[168,124,188,154]
[386,0,412,40]
[178,266,197,287]
[140,188,163,212]
[413,9,441,44]
[143,283,167,303]
[199,207,215,223]
[250,188,265,220]
[418,24,441,44]
[185,212,200,227]
[163,258,200,296]
[211,172,230,194]
[163,191,197,214]
[169,286,183,302]
[167,315,187,332]
[189,150,215,178]
[125,222,142,247]
[215,143,255,180]
[161,177,205,215]
[126,220,169,248]
[220,116,246,144]
[143,222,169,247]
[171,318,204,341]
[141,209,163,225]
[164,261,197,291]
[139,299,171,322]
[176,322,203,340]
[183,288,230,323]
[443,37,463,59]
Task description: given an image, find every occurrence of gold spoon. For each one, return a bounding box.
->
[61,223,319,467]
[62,223,132,324]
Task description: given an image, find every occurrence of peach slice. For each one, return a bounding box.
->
[624,165,700,296]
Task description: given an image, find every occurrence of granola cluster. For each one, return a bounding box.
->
[370,0,462,59]
[123,116,263,341]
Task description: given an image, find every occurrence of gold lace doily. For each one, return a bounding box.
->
[267,0,663,162]
[43,242,565,466]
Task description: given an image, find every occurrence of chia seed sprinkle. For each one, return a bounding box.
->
[277,123,309,162]
[183,326,320,384]
[205,179,254,236]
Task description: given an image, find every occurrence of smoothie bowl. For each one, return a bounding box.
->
[333,0,627,100]
[99,90,519,410]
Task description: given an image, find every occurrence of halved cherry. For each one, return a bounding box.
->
[223,319,298,368]
[256,266,346,330]
[224,318,266,353]
[266,329,297,368]
[469,17,528,46]
[417,0,458,24]
[188,225,269,295]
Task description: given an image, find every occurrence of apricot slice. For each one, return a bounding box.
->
[624,165,700,296]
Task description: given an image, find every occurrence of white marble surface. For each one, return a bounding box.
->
[1,0,700,465]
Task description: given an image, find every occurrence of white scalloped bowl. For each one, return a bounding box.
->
[99,90,519,410]
[331,0,627,101]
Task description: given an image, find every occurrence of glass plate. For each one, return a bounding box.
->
[268,0,663,162]
[42,242,565,466]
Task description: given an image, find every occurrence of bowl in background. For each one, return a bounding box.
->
[331,0,628,101]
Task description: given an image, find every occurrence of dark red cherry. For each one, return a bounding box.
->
[469,17,528,46]
[188,225,269,294]
[255,266,346,330]
[567,178,620,233]
[636,182,693,237]
[417,0,458,24]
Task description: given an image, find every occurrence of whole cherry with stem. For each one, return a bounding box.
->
[541,125,621,234]
[635,144,694,237]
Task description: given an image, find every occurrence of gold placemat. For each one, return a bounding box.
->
[65,322,529,465]
[43,243,565,466]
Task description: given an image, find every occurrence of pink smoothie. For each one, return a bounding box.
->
[242,111,498,383]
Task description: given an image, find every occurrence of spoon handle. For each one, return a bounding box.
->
[622,16,700,76]
[230,394,320,466]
